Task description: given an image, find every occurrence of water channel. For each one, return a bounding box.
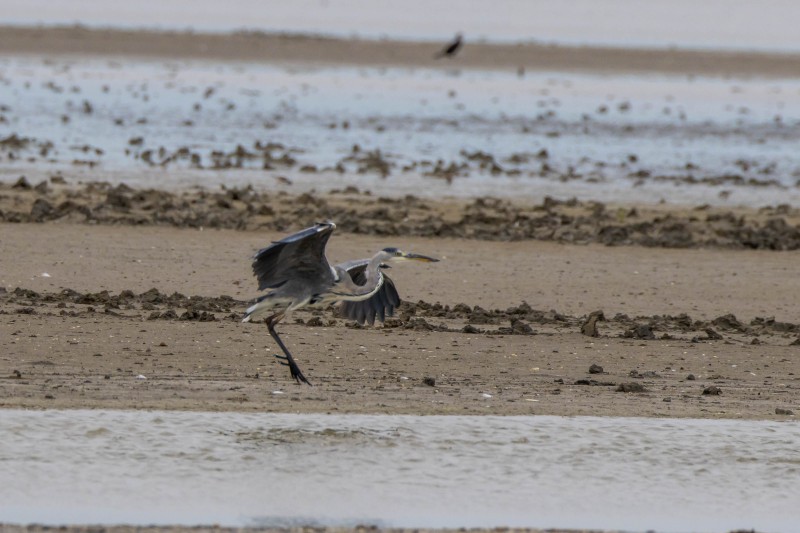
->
[1,410,798,531]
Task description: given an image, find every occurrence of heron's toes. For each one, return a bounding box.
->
[273,354,312,385]
[291,364,311,386]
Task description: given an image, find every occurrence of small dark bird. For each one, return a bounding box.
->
[434,33,463,59]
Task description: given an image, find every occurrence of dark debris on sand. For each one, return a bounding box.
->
[3,286,800,347]
[3,181,800,250]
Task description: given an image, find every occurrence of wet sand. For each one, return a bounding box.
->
[1,183,799,419]
[3,24,800,77]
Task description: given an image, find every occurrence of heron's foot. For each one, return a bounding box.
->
[274,354,312,386]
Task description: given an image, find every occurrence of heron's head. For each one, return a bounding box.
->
[381,247,439,263]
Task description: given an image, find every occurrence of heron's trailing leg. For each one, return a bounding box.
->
[266,313,311,386]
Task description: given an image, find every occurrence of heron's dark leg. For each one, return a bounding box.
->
[266,313,311,386]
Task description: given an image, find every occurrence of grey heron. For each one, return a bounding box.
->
[243,221,439,385]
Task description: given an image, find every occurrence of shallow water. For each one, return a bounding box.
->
[2,56,799,207]
[1,410,798,531]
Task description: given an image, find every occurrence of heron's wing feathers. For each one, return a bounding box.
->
[252,222,336,290]
[338,261,401,326]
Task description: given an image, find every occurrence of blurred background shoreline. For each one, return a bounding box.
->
[2,24,800,78]
[4,0,800,52]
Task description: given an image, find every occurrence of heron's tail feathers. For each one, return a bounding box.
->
[242,304,257,323]
[242,295,270,323]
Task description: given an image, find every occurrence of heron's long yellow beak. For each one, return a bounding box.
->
[402,252,439,262]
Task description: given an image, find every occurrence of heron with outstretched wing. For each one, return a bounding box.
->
[243,221,438,385]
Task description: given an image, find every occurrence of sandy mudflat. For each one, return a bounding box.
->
[1,184,799,419]
[0,25,798,533]
[2,24,800,77]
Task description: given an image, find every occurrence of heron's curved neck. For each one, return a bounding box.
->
[331,251,386,301]
[361,252,385,291]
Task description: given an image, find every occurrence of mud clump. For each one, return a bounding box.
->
[712,314,747,332]
[13,176,32,189]
[29,198,54,221]
[509,318,534,335]
[617,382,646,393]
[582,310,605,337]
[624,324,656,340]
[180,308,217,321]
[341,146,393,177]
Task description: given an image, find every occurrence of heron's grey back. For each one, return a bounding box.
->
[252,223,336,291]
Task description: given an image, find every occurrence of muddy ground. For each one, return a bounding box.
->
[1,184,798,419]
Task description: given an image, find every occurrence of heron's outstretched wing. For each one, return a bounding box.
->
[337,259,401,326]
[252,222,336,291]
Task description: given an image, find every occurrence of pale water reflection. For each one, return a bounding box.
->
[3,57,800,207]
[1,410,798,531]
